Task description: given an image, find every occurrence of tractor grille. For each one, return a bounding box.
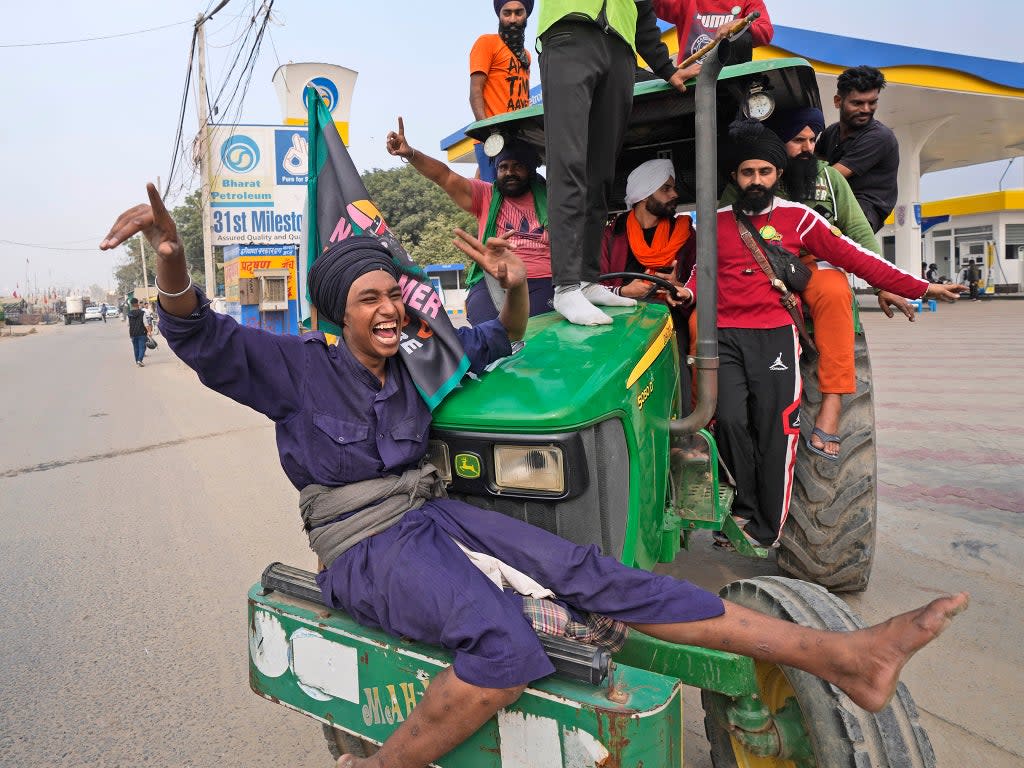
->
[450,419,630,560]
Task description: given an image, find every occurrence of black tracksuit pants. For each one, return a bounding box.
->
[540,20,636,286]
[715,326,802,545]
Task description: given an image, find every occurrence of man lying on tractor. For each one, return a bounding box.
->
[675,119,963,548]
[101,184,968,768]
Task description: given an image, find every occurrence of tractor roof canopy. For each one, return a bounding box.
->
[461,58,820,210]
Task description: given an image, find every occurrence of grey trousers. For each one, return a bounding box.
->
[540,20,636,286]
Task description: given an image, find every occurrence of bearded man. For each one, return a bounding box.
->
[387,120,553,325]
[470,1,534,182]
[720,107,921,460]
[676,119,962,547]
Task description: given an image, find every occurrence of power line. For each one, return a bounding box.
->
[0,19,191,48]
[0,239,104,252]
[163,27,199,202]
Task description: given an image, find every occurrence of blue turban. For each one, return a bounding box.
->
[766,107,826,144]
[494,138,540,171]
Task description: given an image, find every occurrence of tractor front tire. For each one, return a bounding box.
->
[702,576,936,768]
[779,332,877,592]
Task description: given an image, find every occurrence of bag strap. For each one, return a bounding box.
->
[733,209,817,354]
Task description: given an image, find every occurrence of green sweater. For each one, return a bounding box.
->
[536,0,676,79]
[720,160,881,255]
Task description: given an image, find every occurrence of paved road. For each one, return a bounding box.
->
[0,303,1021,767]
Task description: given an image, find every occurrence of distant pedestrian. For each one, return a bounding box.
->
[100,302,108,323]
[143,301,156,336]
[967,259,982,301]
[127,298,148,367]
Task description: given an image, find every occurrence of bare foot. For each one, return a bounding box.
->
[831,593,969,712]
[337,756,373,767]
[811,393,842,457]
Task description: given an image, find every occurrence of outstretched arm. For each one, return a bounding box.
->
[386,117,474,212]
[100,183,197,318]
[452,228,528,341]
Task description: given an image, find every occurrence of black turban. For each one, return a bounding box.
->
[494,0,533,15]
[306,236,398,328]
[727,117,788,172]
[765,107,826,144]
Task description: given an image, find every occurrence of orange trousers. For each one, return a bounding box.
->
[801,262,855,394]
[686,261,855,399]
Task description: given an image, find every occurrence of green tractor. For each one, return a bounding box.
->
[249,51,927,766]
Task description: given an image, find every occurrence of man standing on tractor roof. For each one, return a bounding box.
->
[386,118,554,325]
[675,118,962,548]
[653,0,773,65]
[817,65,899,234]
[470,1,534,182]
[536,0,699,326]
[720,107,937,461]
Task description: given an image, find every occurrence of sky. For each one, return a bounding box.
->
[1,0,1022,294]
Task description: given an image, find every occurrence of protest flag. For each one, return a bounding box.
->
[301,86,469,410]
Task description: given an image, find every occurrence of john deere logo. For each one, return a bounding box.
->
[454,453,481,479]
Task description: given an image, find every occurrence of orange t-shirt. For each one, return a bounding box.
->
[469,34,531,118]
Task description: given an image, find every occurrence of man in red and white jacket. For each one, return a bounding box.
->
[677,119,961,547]
[653,0,773,65]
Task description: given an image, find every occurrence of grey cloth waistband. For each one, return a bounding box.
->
[299,463,446,568]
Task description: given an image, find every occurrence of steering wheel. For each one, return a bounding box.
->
[598,271,683,299]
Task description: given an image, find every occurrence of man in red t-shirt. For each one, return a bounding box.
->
[469,1,534,182]
[675,119,960,547]
[386,119,553,325]
[653,0,773,64]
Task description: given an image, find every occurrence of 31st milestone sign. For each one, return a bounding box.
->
[208,125,308,246]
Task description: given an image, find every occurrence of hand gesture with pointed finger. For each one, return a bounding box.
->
[99,183,183,261]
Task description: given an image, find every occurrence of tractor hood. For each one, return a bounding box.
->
[433,304,676,433]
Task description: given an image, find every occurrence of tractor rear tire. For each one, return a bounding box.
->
[779,332,877,592]
[323,723,378,762]
[702,576,936,768]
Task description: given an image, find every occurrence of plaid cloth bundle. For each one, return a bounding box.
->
[521,596,628,652]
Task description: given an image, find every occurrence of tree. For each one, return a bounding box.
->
[412,211,477,266]
[361,166,476,267]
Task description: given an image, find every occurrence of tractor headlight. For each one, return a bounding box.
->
[494,445,565,494]
[425,440,451,483]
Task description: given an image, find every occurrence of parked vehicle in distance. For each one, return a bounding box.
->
[84,305,103,321]
[105,305,120,319]
[64,296,86,324]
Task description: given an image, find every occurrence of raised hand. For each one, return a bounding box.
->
[99,183,183,261]
[386,117,414,160]
[451,229,526,291]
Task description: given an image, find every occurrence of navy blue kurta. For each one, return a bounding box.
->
[160,291,723,688]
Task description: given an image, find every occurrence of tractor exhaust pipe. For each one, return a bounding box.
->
[670,41,729,437]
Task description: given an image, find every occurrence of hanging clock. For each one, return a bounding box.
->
[744,84,776,121]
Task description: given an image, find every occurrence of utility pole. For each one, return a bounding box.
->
[138,235,151,299]
[195,11,217,297]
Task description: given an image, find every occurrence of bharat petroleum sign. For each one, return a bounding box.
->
[273,63,358,145]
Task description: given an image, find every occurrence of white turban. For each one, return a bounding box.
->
[624,159,675,208]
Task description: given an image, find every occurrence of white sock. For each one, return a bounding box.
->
[553,285,612,325]
[582,281,637,307]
